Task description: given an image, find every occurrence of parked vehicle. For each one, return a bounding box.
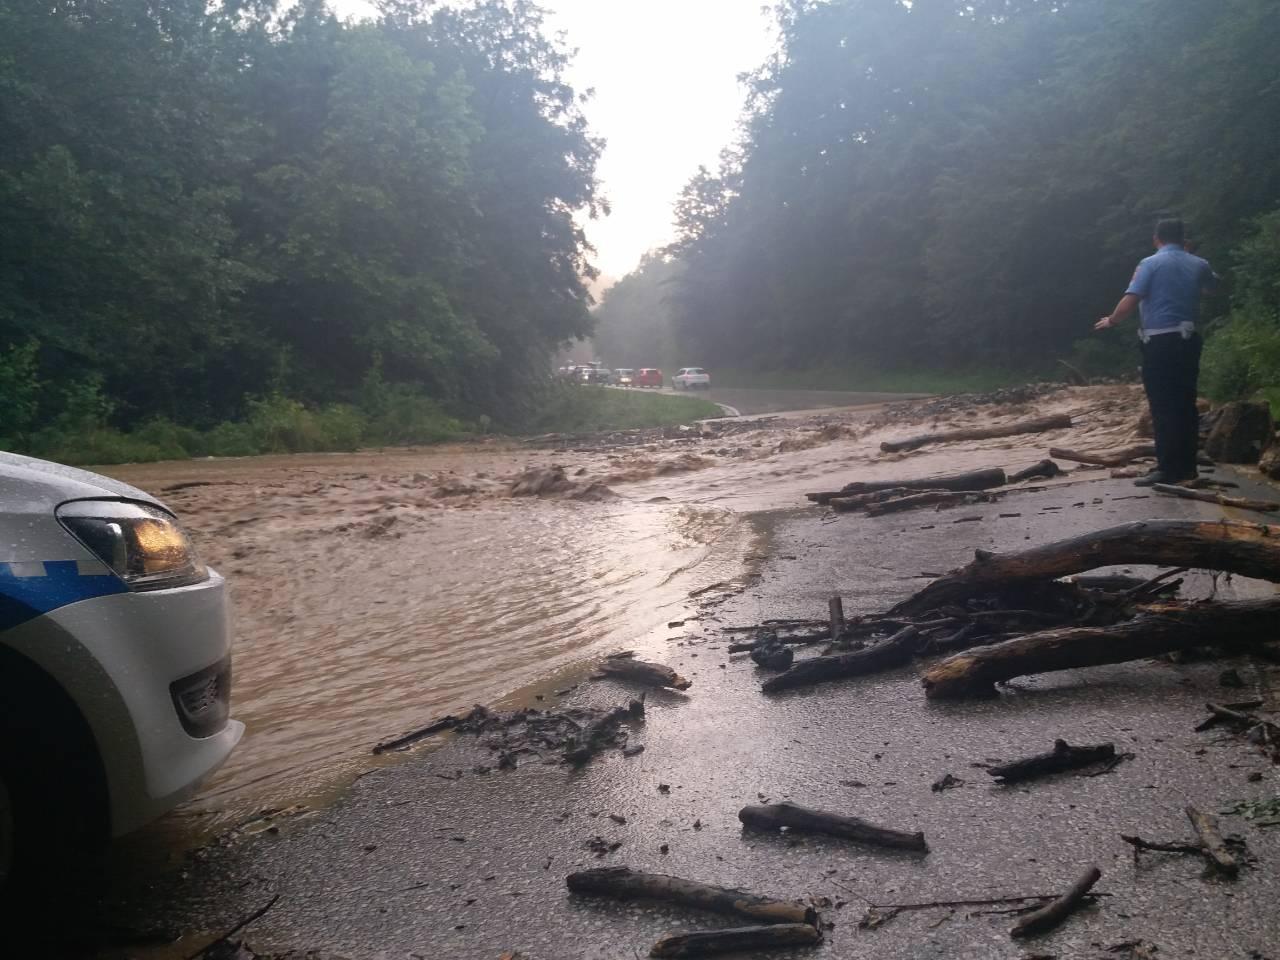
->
[612,368,635,387]
[672,367,711,390]
[578,366,611,384]
[634,368,664,388]
[0,453,242,886]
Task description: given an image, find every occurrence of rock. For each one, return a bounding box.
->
[1205,401,1273,463]
[1259,443,1280,480]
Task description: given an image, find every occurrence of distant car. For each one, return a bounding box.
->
[0,453,242,887]
[634,368,664,389]
[578,366,611,385]
[612,368,635,387]
[673,367,711,390]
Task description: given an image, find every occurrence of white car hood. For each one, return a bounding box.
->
[0,451,163,512]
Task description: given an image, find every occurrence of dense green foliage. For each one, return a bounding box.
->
[0,0,602,455]
[664,0,1280,389]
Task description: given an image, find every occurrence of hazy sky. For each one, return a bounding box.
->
[335,1,777,283]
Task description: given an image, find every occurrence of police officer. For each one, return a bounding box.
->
[1095,219,1217,486]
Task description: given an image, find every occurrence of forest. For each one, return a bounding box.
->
[3,1,1279,464]
[0,0,609,460]
[598,0,1280,398]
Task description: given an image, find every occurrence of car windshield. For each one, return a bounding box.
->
[685,368,705,375]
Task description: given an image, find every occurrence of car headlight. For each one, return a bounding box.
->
[57,500,207,591]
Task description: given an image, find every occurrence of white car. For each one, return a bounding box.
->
[672,367,711,390]
[0,453,242,884]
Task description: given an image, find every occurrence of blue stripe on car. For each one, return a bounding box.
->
[0,559,128,632]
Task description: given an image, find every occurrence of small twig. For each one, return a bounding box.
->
[1120,834,1204,856]
[1010,866,1101,938]
[186,894,280,959]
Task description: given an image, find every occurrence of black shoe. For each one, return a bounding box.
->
[1134,470,1197,487]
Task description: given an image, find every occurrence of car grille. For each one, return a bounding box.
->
[169,657,232,738]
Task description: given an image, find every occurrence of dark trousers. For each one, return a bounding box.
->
[1140,332,1202,479]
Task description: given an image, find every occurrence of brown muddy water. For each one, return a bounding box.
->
[102,386,1147,839]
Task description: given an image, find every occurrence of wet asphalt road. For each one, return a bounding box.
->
[80,471,1280,960]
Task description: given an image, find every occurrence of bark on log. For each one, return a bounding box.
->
[600,653,692,690]
[809,487,915,507]
[649,923,820,958]
[986,740,1116,784]
[566,867,815,925]
[922,598,1280,699]
[1185,806,1239,877]
[880,414,1073,453]
[828,596,845,643]
[1048,443,1156,467]
[836,467,1008,496]
[1008,459,1063,483]
[1010,867,1101,938]
[738,802,927,851]
[894,519,1280,617]
[1152,483,1280,514]
[762,626,920,693]
[864,490,998,517]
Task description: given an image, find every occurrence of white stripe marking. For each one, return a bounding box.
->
[76,559,113,576]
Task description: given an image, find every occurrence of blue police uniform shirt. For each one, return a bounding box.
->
[1124,243,1216,335]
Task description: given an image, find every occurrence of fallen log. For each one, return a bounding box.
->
[1185,806,1239,877]
[880,414,1073,453]
[762,626,920,693]
[986,740,1116,784]
[600,653,692,691]
[864,490,999,517]
[1048,443,1156,467]
[894,519,1280,617]
[649,923,820,958]
[1008,459,1063,483]
[833,467,1008,497]
[566,867,815,926]
[1152,483,1280,515]
[818,487,917,509]
[1009,866,1101,938]
[738,802,927,851]
[922,598,1280,699]
[726,631,829,653]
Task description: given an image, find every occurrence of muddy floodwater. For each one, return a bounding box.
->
[102,386,1145,834]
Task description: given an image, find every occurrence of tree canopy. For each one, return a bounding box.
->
[666,0,1280,381]
[0,0,602,440]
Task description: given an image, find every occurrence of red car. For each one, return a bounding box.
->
[635,368,664,388]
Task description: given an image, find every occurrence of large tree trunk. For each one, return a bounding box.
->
[894,519,1280,616]
[921,598,1280,698]
[880,414,1072,453]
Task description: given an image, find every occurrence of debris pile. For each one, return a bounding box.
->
[372,698,647,767]
[726,518,1280,699]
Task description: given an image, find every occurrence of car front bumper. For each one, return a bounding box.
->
[2,570,243,835]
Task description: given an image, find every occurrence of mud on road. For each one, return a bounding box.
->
[68,382,1280,960]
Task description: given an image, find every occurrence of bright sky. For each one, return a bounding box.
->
[334,1,777,283]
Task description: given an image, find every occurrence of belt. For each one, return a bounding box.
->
[1139,322,1195,344]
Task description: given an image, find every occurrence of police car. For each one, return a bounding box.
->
[0,453,242,884]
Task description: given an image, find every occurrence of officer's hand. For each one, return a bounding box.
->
[1094,316,1113,331]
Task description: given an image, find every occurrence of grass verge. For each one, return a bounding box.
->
[520,386,721,434]
[707,363,1038,394]
[13,386,722,466]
